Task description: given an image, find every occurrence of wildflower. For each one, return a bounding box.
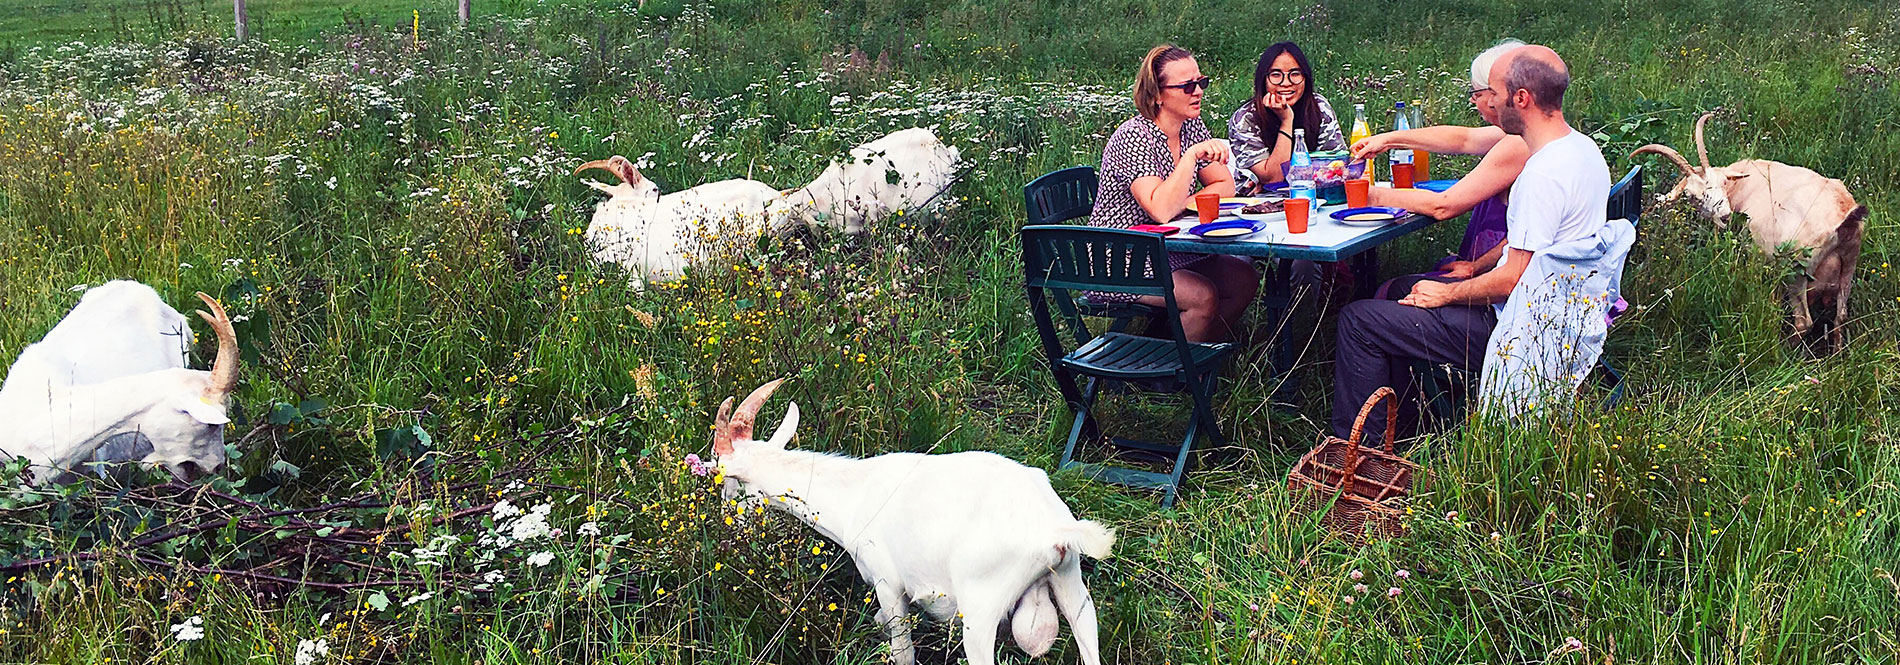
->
[483,570,506,584]
[527,551,555,568]
[1394,569,1411,580]
[578,522,601,537]
[1387,587,1402,598]
[685,454,712,477]
[1349,569,1363,580]
[1352,583,1368,594]
[1342,595,1354,605]
[1445,511,1458,520]
[401,592,433,607]
[294,638,329,665]
[169,615,205,642]
[1490,531,1502,542]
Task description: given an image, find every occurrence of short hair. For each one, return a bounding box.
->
[1133,45,1193,121]
[1470,39,1526,88]
[1504,54,1569,111]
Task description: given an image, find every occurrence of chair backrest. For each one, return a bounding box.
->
[1607,165,1643,226]
[1021,225,1184,348]
[1023,166,1099,226]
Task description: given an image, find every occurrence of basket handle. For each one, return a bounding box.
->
[1343,387,1400,491]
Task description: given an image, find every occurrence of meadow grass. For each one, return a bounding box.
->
[0,0,1897,663]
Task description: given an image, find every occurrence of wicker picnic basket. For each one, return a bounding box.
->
[1286,387,1421,540]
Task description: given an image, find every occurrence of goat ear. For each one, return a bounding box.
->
[763,402,800,449]
[176,397,230,425]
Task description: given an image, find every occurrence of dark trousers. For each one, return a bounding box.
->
[1331,291,1496,440]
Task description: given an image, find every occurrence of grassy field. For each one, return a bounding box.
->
[0,0,1897,663]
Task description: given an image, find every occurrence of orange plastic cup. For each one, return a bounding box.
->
[1392,163,1415,189]
[1194,192,1221,224]
[1284,197,1310,234]
[1345,179,1371,208]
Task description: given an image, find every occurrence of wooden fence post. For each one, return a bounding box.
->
[459,0,470,27]
[233,0,248,41]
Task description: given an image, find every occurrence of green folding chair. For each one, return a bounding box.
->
[1024,166,1159,334]
[1022,225,1233,507]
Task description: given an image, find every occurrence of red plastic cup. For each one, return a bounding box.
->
[1345,178,1371,208]
[1194,192,1221,224]
[1284,197,1310,234]
[1392,163,1415,189]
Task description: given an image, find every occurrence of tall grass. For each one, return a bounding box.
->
[0,0,1896,663]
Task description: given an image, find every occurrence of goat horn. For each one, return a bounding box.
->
[193,292,238,402]
[712,396,736,454]
[1630,144,1697,179]
[1693,111,1715,173]
[726,379,785,443]
[574,158,621,180]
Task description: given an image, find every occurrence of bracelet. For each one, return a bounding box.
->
[1278,130,1296,142]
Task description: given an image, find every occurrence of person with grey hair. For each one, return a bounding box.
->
[1328,43,1616,439]
[1351,38,1528,300]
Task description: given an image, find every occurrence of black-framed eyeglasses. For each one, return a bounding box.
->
[1467,86,1493,100]
[1161,77,1212,94]
[1266,69,1306,85]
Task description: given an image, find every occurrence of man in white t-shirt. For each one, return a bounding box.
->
[1328,44,1610,439]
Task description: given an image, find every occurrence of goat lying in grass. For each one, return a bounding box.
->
[573,155,785,290]
[767,127,962,234]
[1633,111,1866,352]
[0,283,239,484]
[711,380,1112,665]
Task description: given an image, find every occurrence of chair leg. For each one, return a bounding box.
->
[1597,358,1625,411]
[1061,374,1105,468]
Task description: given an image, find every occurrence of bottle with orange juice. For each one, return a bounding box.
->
[1410,98,1431,180]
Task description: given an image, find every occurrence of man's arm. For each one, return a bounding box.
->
[1399,247,1531,308]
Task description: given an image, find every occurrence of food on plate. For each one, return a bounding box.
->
[1241,199,1286,215]
[1201,227,1252,238]
[1344,213,1392,221]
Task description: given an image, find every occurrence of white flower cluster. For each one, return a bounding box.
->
[169,615,205,642]
[294,638,330,664]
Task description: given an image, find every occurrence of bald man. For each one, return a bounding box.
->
[1328,44,1610,439]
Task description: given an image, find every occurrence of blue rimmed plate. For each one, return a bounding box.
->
[1414,179,1458,192]
[1188,220,1260,242]
[1329,206,1409,226]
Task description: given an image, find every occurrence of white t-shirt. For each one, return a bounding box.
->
[1500,129,1610,269]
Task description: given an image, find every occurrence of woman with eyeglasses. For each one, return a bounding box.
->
[1350,39,1530,299]
[1090,44,1257,343]
[1229,42,1346,191]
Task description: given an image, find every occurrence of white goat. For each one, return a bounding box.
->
[712,380,1112,665]
[1633,112,1866,351]
[574,155,785,289]
[769,127,961,234]
[0,286,239,483]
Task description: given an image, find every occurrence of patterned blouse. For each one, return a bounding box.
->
[1228,93,1346,182]
[1087,115,1217,301]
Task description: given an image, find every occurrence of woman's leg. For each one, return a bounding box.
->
[1137,269,1221,342]
[1196,256,1260,339]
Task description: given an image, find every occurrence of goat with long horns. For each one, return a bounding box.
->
[1632,111,1866,351]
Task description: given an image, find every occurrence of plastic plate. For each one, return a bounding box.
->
[1329,206,1409,226]
[1414,179,1458,192]
[1188,220,1260,242]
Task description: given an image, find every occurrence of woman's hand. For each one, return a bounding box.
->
[1180,139,1233,167]
[1351,133,1395,161]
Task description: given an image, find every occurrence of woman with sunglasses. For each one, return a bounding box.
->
[1229,42,1346,191]
[1349,39,1529,299]
[1090,44,1257,343]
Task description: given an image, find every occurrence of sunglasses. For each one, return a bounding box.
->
[1161,77,1212,94]
[1467,86,1493,100]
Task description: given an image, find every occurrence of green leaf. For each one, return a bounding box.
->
[366,592,390,611]
[266,403,299,426]
[297,399,328,417]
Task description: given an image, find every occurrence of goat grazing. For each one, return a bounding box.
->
[0,286,239,484]
[574,155,785,289]
[768,127,961,234]
[1633,112,1866,351]
[711,380,1112,665]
